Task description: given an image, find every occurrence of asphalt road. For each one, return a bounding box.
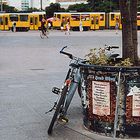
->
[0,30,140,140]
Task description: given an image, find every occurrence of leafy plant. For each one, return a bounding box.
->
[85,48,133,66]
[115,58,133,67]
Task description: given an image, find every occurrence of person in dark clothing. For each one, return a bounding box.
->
[41,17,46,35]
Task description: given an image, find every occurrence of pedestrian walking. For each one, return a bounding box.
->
[12,21,16,32]
[65,22,70,35]
[61,22,64,31]
[79,20,83,32]
[115,20,119,34]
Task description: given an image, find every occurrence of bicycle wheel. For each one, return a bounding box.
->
[40,31,45,39]
[77,81,82,98]
[48,85,68,135]
[45,31,49,38]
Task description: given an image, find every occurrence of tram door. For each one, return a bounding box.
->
[109,12,121,29]
[90,15,99,30]
[30,15,38,30]
[0,15,3,30]
[0,15,9,30]
[4,15,9,30]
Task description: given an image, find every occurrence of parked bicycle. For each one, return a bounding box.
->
[47,45,120,135]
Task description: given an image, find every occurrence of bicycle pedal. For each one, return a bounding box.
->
[58,116,69,124]
[52,87,60,95]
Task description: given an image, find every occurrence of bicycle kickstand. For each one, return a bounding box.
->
[45,102,57,114]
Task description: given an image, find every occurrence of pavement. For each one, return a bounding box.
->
[0,30,140,140]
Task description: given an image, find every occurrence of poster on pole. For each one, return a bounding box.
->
[92,81,110,116]
[130,86,140,116]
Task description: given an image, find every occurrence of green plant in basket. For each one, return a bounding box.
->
[85,48,133,66]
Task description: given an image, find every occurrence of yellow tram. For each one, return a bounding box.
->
[53,12,106,30]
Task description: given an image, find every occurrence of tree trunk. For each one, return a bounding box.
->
[119,0,135,63]
[130,0,138,65]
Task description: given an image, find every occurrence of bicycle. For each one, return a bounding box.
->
[47,45,120,135]
[40,28,49,39]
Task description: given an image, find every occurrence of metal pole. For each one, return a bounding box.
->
[40,0,42,10]
[110,0,111,12]
[1,0,3,12]
[31,0,33,8]
[113,70,121,139]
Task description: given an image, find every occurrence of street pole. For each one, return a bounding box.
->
[1,0,3,12]
[110,0,111,12]
[31,0,33,9]
[40,0,42,10]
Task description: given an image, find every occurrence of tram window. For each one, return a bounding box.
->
[91,17,94,24]
[137,13,140,20]
[30,17,33,24]
[81,14,90,21]
[71,15,80,21]
[5,17,8,25]
[0,17,3,25]
[20,15,28,21]
[111,14,115,20]
[57,14,61,19]
[9,14,18,21]
[100,14,104,21]
[35,17,38,25]
[66,16,70,22]
[116,15,119,20]
[39,15,43,21]
[96,17,99,24]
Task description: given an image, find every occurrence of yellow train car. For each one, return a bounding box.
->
[30,12,46,30]
[53,12,106,31]
[0,13,9,31]
[108,12,122,29]
[108,12,140,30]
[8,13,30,31]
[29,13,39,30]
[90,12,105,30]
[80,13,90,30]
[53,12,81,30]
[53,12,70,29]
[70,13,80,30]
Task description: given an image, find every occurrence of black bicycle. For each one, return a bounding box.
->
[47,45,120,135]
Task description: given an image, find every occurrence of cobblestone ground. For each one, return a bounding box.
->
[0,30,140,140]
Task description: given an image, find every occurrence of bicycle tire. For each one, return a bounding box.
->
[77,81,82,98]
[48,85,68,135]
[40,31,45,39]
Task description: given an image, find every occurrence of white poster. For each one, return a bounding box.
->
[92,81,110,116]
[131,86,140,116]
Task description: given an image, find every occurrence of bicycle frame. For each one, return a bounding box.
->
[62,62,82,116]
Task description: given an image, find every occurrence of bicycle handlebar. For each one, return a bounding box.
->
[104,44,119,51]
[60,46,73,59]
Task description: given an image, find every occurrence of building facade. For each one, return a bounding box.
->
[7,0,87,11]
[1,0,8,4]
[56,0,87,8]
[21,0,29,11]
